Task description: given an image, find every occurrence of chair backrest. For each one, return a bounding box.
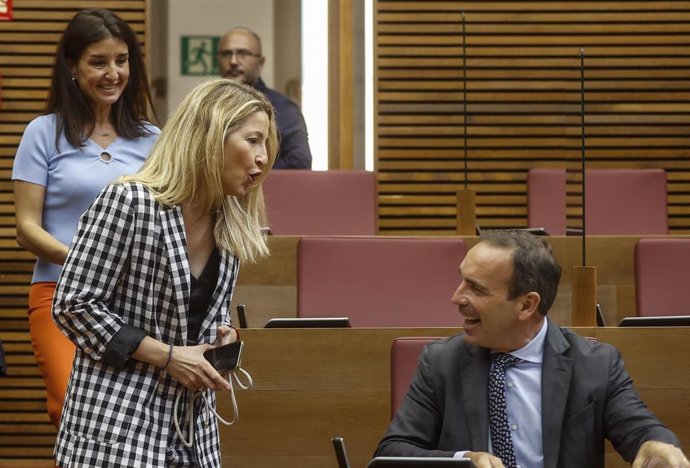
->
[527,168,567,235]
[262,170,377,235]
[297,237,466,327]
[585,169,667,235]
[635,238,690,317]
[527,168,668,235]
[391,337,441,417]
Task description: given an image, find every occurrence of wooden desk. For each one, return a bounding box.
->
[232,235,690,328]
[219,327,690,468]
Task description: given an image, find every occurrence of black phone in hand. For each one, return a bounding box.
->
[203,341,244,373]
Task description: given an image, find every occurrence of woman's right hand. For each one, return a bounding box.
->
[133,337,231,392]
[165,344,232,392]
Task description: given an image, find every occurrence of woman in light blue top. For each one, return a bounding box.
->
[11,8,159,429]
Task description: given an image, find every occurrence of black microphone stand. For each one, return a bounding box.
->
[572,48,598,327]
[456,12,478,235]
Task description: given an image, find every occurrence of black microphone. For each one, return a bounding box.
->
[236,304,248,329]
[456,12,481,235]
[579,48,586,266]
[462,11,468,189]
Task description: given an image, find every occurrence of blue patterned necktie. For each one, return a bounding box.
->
[489,353,520,468]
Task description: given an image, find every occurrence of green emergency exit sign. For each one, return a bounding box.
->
[181,36,220,76]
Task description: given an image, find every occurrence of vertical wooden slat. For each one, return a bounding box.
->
[338,0,355,169]
[329,0,356,169]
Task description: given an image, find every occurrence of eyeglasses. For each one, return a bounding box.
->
[218,49,262,60]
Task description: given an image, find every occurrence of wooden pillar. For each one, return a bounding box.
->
[572,266,597,326]
[328,0,355,169]
[456,188,477,235]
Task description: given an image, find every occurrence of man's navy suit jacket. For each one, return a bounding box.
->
[375,320,680,468]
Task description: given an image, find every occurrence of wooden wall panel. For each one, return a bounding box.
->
[0,1,148,464]
[375,1,690,234]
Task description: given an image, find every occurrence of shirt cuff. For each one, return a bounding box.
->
[102,325,147,369]
[453,451,469,459]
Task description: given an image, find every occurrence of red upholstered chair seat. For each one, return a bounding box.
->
[391,337,442,417]
[262,170,376,235]
[527,168,667,235]
[635,238,690,317]
[297,236,467,327]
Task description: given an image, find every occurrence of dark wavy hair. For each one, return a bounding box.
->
[46,8,156,148]
[479,229,562,315]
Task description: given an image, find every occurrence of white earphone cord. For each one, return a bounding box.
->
[173,366,253,448]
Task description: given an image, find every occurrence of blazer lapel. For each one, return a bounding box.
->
[159,206,190,342]
[459,343,491,451]
[196,247,235,341]
[541,320,574,468]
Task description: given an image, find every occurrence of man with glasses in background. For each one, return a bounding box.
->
[218,27,312,169]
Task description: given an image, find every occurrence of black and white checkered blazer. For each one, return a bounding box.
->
[52,182,240,467]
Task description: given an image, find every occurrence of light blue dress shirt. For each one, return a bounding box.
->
[502,318,547,468]
[454,319,547,468]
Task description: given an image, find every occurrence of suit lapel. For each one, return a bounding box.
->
[541,320,574,468]
[459,343,491,451]
[160,206,190,342]
[196,247,235,341]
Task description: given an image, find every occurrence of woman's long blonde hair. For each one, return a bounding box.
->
[120,78,278,263]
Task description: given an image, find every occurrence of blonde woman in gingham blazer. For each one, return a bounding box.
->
[52,78,278,467]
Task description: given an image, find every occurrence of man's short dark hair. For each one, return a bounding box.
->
[479,229,561,315]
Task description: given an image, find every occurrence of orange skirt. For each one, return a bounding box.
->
[28,282,75,429]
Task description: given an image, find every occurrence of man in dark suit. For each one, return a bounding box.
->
[375,230,689,468]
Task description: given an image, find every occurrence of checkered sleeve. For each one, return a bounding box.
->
[52,183,137,361]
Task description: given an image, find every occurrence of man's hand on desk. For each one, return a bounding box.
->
[465,451,506,467]
[632,441,690,468]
